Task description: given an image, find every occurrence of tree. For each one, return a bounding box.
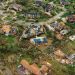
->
[67,64,75,75]
[16,0,32,6]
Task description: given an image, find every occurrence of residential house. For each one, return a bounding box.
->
[44,3,54,12]
[1,25,17,36]
[1,25,11,36]
[67,15,75,23]
[9,3,22,11]
[25,12,40,19]
[45,22,64,32]
[54,49,65,59]
[17,59,51,75]
[35,0,43,6]
[55,33,64,40]
[46,21,69,40]
[54,49,73,64]
[51,21,69,32]
[30,37,48,46]
[50,21,63,31]
[40,65,49,75]
[61,18,67,23]
[60,0,70,6]
[17,60,31,75]
[60,59,72,64]
[68,54,75,62]
[60,29,69,35]
[21,24,44,39]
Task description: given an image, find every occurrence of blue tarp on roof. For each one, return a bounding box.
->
[43,38,48,43]
[34,38,41,44]
[33,37,48,44]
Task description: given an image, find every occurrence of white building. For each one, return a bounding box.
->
[69,35,75,41]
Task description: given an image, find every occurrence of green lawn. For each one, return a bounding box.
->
[62,40,75,55]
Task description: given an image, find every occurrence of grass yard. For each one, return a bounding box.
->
[62,40,75,55]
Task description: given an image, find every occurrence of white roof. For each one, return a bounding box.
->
[46,25,55,31]
[30,36,46,41]
[35,0,43,1]
[60,29,68,35]
[69,35,75,41]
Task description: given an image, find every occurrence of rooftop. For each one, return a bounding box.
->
[30,35,52,50]
[54,49,65,58]
[1,25,11,33]
[19,59,51,75]
[67,15,75,23]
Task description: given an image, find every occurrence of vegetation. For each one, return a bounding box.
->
[67,64,75,75]
[0,0,75,75]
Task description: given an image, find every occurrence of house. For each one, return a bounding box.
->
[17,60,31,75]
[1,25,17,36]
[20,60,39,75]
[19,60,40,75]
[1,25,11,36]
[60,0,70,6]
[30,37,48,46]
[10,3,22,11]
[40,65,48,74]
[50,21,69,32]
[17,59,51,75]
[59,22,65,26]
[61,18,67,23]
[21,24,44,39]
[35,0,43,6]
[44,3,53,12]
[25,12,40,19]
[46,21,69,40]
[60,59,73,64]
[69,35,75,41]
[54,49,73,64]
[68,54,75,61]
[60,29,69,35]
[67,15,75,23]
[30,36,52,50]
[55,33,64,40]
[51,22,58,28]
[50,21,66,31]
[30,64,40,75]
[40,62,52,75]
[54,49,65,59]
[50,21,61,30]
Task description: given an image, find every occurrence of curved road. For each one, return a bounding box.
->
[14,11,66,26]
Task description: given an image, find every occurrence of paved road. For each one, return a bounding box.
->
[0,1,67,26]
[43,11,66,24]
[0,1,67,27]
[14,11,66,27]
